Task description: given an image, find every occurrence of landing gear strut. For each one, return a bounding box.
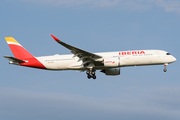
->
[163,63,168,72]
[86,70,96,79]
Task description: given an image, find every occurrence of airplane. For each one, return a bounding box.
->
[4,34,176,79]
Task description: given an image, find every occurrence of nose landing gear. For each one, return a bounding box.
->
[163,63,168,72]
[86,70,96,79]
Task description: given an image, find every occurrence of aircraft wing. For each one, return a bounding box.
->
[50,34,103,67]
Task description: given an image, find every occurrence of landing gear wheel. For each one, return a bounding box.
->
[87,75,91,79]
[163,64,168,72]
[91,71,95,75]
[92,75,96,79]
[86,71,90,74]
[86,70,96,79]
[163,69,167,72]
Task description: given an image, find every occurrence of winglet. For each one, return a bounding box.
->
[50,34,60,42]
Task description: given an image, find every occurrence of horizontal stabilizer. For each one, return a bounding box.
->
[4,56,26,63]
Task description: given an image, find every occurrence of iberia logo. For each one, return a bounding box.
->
[119,51,145,55]
[105,61,115,64]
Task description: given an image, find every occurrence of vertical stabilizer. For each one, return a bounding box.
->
[4,37,46,69]
[5,37,34,59]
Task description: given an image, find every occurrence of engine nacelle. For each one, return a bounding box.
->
[103,57,120,67]
[101,68,120,76]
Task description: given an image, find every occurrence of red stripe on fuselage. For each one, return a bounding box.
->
[19,57,46,69]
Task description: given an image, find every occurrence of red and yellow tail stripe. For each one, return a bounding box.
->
[5,37,46,69]
[5,37,22,46]
[5,37,33,59]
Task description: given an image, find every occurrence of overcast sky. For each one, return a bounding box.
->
[1,0,180,120]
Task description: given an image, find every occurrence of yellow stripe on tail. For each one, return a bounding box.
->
[5,37,20,45]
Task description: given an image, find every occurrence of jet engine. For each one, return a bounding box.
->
[103,57,120,67]
[101,68,120,76]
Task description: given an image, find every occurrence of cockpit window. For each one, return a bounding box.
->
[166,53,171,55]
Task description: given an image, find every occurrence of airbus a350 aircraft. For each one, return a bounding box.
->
[4,34,176,79]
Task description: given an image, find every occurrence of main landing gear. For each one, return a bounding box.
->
[86,70,96,79]
[163,63,168,72]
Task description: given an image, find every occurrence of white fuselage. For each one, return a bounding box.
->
[35,50,176,71]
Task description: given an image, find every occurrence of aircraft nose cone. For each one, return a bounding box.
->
[172,56,176,62]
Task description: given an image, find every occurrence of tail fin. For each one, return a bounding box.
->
[5,37,46,69]
[5,37,34,59]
